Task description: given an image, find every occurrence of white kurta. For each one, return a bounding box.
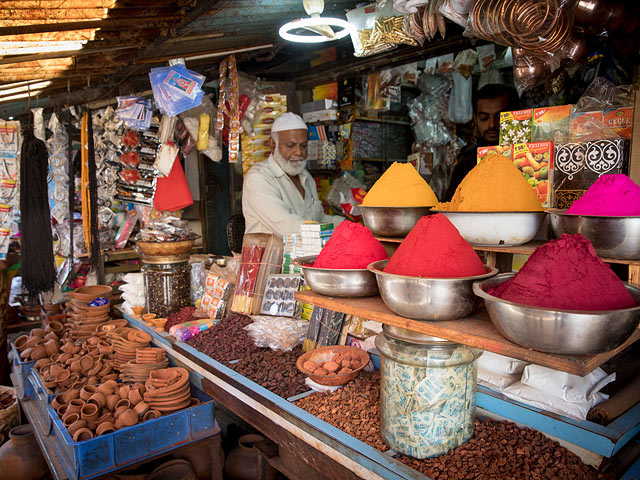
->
[242,155,344,237]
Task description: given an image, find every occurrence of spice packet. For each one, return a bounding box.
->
[512,142,553,207]
[499,109,533,145]
[532,105,572,142]
[477,145,512,163]
[169,318,219,342]
[603,107,633,140]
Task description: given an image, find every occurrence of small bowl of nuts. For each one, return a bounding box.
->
[296,345,370,386]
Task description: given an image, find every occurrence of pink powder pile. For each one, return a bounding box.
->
[566,174,640,216]
[488,234,636,311]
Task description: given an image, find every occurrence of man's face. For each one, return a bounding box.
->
[475,94,510,145]
[271,129,308,176]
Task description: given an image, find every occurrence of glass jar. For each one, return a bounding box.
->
[375,325,482,459]
[142,254,191,317]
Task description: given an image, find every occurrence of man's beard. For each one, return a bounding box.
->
[273,149,307,176]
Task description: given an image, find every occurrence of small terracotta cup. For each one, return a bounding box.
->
[62,412,79,426]
[133,401,149,417]
[62,388,80,404]
[31,328,46,338]
[73,427,94,442]
[55,369,71,385]
[115,399,131,411]
[119,409,138,427]
[96,422,115,436]
[114,405,129,419]
[97,383,113,397]
[52,393,66,410]
[67,419,88,437]
[79,355,94,372]
[70,360,82,373]
[80,385,98,401]
[13,335,29,352]
[106,394,120,411]
[30,345,47,361]
[97,413,114,425]
[56,404,68,417]
[119,385,131,400]
[66,399,85,415]
[88,392,107,409]
[142,410,160,422]
[80,403,99,422]
[127,389,143,406]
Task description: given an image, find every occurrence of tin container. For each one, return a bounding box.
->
[375,326,482,458]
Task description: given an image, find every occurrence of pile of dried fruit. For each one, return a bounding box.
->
[296,373,614,479]
[231,347,307,399]
[186,313,260,364]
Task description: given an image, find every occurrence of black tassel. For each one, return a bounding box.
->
[87,110,100,266]
[20,123,57,299]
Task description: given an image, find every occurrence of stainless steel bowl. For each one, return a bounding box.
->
[433,211,546,246]
[547,210,640,260]
[473,273,640,355]
[359,205,434,238]
[368,260,498,321]
[293,256,379,297]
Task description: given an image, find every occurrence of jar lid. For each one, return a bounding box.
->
[383,325,458,346]
[141,253,190,264]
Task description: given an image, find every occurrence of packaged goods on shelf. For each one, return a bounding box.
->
[512,141,554,207]
[499,109,533,145]
[477,145,512,163]
[532,105,572,142]
[303,307,346,352]
[603,107,633,140]
[302,109,338,123]
[301,99,337,114]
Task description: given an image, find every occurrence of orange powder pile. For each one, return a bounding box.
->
[362,162,438,207]
[435,154,543,212]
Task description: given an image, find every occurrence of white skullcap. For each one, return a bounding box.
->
[271,112,307,133]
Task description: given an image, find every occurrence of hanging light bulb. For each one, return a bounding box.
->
[279,0,355,43]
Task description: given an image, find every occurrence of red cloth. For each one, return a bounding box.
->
[153,157,193,211]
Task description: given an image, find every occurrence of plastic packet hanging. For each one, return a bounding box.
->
[149,64,205,117]
[158,114,178,144]
[346,3,397,57]
[179,95,222,162]
[190,261,207,305]
[245,315,308,351]
[116,96,153,131]
[371,0,419,46]
[447,70,472,124]
[476,44,496,72]
[438,0,473,27]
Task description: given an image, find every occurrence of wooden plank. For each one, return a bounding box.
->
[295,291,640,376]
[629,89,640,186]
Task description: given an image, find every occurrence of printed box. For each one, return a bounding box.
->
[477,145,512,163]
[512,141,553,207]
[533,105,572,142]
[499,109,533,145]
[603,107,633,140]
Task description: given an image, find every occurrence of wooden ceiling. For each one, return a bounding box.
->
[0,0,364,116]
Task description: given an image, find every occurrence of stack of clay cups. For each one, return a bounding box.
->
[120,348,169,383]
[107,328,152,369]
[65,285,113,340]
[13,323,63,363]
[143,367,193,414]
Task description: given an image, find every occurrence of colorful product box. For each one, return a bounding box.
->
[512,141,553,207]
[603,107,634,140]
[570,110,604,140]
[499,109,533,145]
[532,105,572,142]
[477,145,512,163]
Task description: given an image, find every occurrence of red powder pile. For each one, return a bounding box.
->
[488,234,636,310]
[313,221,388,269]
[384,214,486,278]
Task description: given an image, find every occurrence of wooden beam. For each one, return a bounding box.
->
[0,16,182,36]
[629,88,640,185]
[0,45,138,66]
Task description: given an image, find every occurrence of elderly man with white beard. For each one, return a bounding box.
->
[242,112,345,237]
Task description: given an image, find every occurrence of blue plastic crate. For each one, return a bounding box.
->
[47,385,216,480]
[28,368,57,434]
[9,341,36,399]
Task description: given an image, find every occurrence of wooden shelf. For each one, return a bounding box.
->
[295,291,640,376]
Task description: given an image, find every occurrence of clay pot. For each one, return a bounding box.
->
[0,425,49,480]
[97,413,114,425]
[55,369,71,385]
[102,373,119,382]
[80,404,99,423]
[31,328,46,338]
[51,393,66,411]
[98,345,114,355]
[86,375,99,386]
[30,345,47,361]
[13,335,28,353]
[56,404,68,417]
[80,385,97,401]
[104,379,119,391]
[70,360,82,373]
[133,401,149,417]
[44,339,60,357]
[79,355,94,373]
[44,331,58,342]
[48,320,64,334]
[106,394,120,411]
[119,385,131,400]
[88,392,107,409]
[72,427,94,443]
[119,409,138,427]
[67,399,85,415]
[97,383,113,397]
[68,419,88,437]
[128,389,143,406]
[34,358,51,370]
[223,434,265,480]
[19,348,33,361]
[96,422,115,436]
[114,406,129,420]
[63,388,80,404]
[62,412,80,426]
[143,410,160,422]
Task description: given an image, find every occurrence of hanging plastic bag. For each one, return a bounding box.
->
[149,64,205,117]
[447,70,472,124]
[346,3,397,57]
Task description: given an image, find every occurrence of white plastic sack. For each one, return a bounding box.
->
[121,292,145,307]
[122,273,144,285]
[478,351,528,375]
[119,283,145,295]
[447,70,472,124]
[120,301,134,315]
[478,367,521,391]
[521,365,615,404]
[502,382,608,421]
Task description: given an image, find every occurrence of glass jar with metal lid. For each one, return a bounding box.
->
[141,253,191,318]
[375,325,482,459]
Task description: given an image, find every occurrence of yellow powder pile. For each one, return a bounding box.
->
[435,154,543,211]
[362,162,438,207]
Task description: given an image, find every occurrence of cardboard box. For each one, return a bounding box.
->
[512,141,553,207]
[499,109,533,145]
[570,110,603,140]
[533,105,572,142]
[301,99,337,114]
[477,145,512,163]
[302,109,338,124]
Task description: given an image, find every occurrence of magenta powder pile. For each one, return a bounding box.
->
[488,234,636,311]
[566,174,640,216]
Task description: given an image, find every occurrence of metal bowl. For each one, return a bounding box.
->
[293,256,379,297]
[359,205,434,237]
[432,211,546,246]
[368,260,498,321]
[547,210,640,260]
[473,273,640,355]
